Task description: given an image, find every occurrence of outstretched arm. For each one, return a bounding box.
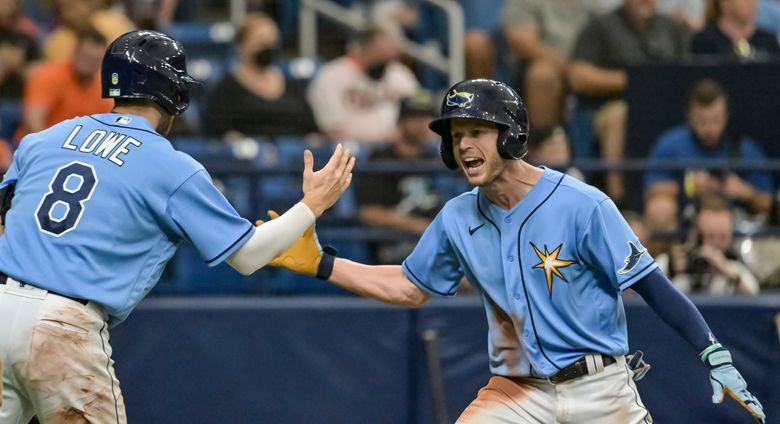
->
[328,259,430,308]
[254,210,431,308]
[632,268,765,423]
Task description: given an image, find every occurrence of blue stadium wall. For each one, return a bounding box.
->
[111,296,780,424]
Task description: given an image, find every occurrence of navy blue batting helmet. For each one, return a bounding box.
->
[101,30,199,116]
[428,79,529,170]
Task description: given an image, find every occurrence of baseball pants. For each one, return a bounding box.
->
[457,355,652,424]
[0,278,126,423]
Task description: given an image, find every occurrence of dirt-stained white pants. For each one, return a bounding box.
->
[0,278,126,423]
[457,355,652,424]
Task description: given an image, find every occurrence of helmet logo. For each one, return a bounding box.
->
[111,72,119,85]
[446,91,474,108]
[109,89,121,96]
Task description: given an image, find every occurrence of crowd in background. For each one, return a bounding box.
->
[1,0,780,296]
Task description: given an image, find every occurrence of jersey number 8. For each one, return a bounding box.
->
[35,161,98,237]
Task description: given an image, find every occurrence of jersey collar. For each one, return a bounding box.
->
[477,167,563,225]
[91,113,159,135]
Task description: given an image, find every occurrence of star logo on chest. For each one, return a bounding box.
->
[530,243,577,298]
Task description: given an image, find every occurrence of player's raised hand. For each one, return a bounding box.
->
[301,143,355,218]
[702,344,765,423]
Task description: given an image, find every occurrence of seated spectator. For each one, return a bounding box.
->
[206,12,318,140]
[525,125,584,181]
[668,194,760,295]
[0,0,39,38]
[459,0,504,79]
[569,0,689,203]
[658,0,706,31]
[503,0,610,128]
[756,0,780,38]
[692,0,780,61]
[356,91,444,263]
[44,0,135,62]
[307,25,419,145]
[644,79,773,231]
[0,28,37,100]
[122,0,180,31]
[14,27,114,142]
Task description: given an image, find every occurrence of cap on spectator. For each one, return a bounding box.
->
[399,90,436,118]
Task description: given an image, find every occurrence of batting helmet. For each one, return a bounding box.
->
[101,30,199,116]
[428,79,529,170]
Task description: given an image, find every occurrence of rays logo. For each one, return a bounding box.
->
[618,241,647,274]
[446,91,474,108]
[111,72,119,85]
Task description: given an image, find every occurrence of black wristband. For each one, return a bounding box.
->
[316,245,338,280]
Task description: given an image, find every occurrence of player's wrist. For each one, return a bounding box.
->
[700,343,730,367]
[300,196,324,218]
[316,245,338,280]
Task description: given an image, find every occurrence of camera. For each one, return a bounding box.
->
[687,248,711,277]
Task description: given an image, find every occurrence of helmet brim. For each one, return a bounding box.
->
[428,112,510,137]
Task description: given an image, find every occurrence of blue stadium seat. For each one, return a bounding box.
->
[165,22,235,58]
[154,244,253,295]
[276,57,323,87]
[0,101,21,142]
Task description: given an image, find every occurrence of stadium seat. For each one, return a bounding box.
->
[154,244,253,295]
[165,22,235,58]
[0,101,21,142]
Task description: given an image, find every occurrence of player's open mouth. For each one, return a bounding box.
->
[463,157,484,169]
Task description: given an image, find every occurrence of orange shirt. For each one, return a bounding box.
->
[15,60,114,142]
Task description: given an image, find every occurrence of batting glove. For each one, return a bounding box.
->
[626,350,651,382]
[701,343,765,423]
[256,210,337,279]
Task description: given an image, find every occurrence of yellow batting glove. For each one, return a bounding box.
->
[256,210,336,279]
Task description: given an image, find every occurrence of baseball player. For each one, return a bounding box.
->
[0,30,354,423]
[261,79,765,423]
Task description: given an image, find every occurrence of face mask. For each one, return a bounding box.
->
[366,62,388,80]
[252,47,277,67]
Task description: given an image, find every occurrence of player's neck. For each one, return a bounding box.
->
[481,161,543,210]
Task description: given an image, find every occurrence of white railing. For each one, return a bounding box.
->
[298,0,464,86]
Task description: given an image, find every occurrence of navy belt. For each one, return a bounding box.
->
[0,272,89,306]
[547,354,617,384]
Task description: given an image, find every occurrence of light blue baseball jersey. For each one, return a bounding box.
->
[0,113,255,326]
[402,167,657,377]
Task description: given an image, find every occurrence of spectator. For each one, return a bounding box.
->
[356,91,445,263]
[658,0,706,30]
[307,25,419,145]
[459,0,504,79]
[14,27,114,142]
[122,0,180,30]
[569,0,689,203]
[668,194,760,295]
[0,0,38,38]
[0,28,37,100]
[756,0,780,38]
[503,0,610,128]
[691,0,780,60]
[525,125,584,181]
[644,79,773,231]
[206,12,318,140]
[44,0,134,62]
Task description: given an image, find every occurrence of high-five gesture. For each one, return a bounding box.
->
[301,144,355,218]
